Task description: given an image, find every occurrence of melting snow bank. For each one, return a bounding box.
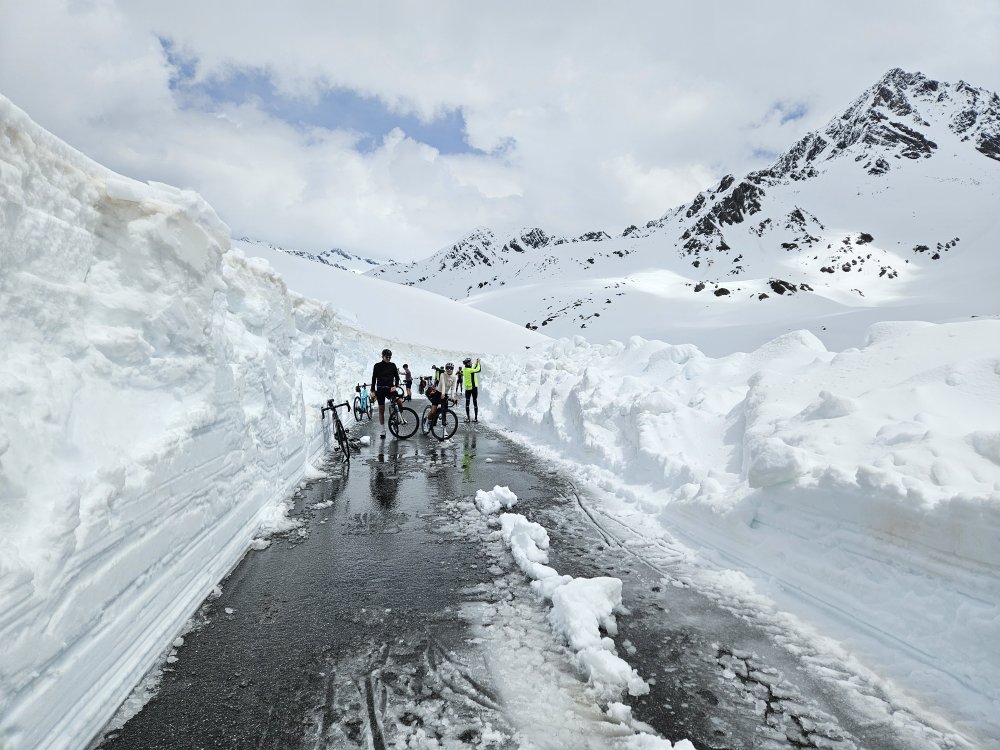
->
[0,96,513,749]
[0,95,539,748]
[475,487,693,749]
[0,93,338,749]
[483,326,1000,743]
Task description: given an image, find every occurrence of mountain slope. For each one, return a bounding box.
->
[368,69,1000,353]
[235,237,382,274]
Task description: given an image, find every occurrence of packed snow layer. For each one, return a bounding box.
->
[0,95,538,749]
[482,324,1000,741]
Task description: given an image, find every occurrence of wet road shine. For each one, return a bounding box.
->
[93,422,958,750]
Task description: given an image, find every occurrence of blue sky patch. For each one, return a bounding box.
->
[159,38,478,155]
[751,147,781,161]
[771,100,809,124]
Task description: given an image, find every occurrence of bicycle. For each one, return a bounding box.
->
[354,383,374,421]
[321,399,353,465]
[385,386,419,439]
[422,396,459,441]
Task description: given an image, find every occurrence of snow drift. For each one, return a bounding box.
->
[481,325,1000,740]
[0,94,537,749]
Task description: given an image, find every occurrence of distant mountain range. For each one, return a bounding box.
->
[364,69,1000,353]
[233,237,382,274]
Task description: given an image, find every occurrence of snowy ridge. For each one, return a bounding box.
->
[234,236,382,274]
[365,70,1000,353]
[368,225,614,298]
[480,327,1000,742]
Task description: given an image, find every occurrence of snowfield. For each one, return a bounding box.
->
[2,84,999,750]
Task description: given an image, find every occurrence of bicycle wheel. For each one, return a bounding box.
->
[353,397,363,422]
[421,405,433,435]
[430,409,458,441]
[366,398,374,419]
[388,405,420,439]
[335,421,351,464]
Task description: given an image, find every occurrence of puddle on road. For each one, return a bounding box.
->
[94,427,663,750]
[94,424,957,750]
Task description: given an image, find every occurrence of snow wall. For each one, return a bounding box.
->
[481,329,1000,741]
[0,96,432,749]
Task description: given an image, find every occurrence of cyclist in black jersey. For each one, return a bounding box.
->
[371,348,400,439]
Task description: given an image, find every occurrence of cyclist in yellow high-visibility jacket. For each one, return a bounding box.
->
[462,357,481,422]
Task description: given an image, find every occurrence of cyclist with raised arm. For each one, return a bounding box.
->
[371,348,400,440]
[462,357,482,422]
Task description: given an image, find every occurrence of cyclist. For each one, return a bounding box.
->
[435,363,458,402]
[371,348,400,439]
[462,357,481,422]
[426,363,458,430]
[402,364,414,401]
[423,378,442,431]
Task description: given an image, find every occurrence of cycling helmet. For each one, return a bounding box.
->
[381,348,392,357]
[445,362,454,369]
[462,357,472,365]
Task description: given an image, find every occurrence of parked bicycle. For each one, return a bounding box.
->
[321,399,353,465]
[386,385,419,439]
[354,382,374,421]
[422,397,459,441]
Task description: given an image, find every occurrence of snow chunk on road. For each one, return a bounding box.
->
[550,577,650,697]
[476,485,519,514]
[498,513,565,586]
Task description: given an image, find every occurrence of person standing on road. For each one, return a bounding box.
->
[462,357,481,422]
[371,348,400,440]
[402,364,414,401]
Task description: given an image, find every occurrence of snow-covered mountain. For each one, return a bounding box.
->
[369,69,1000,353]
[234,237,382,274]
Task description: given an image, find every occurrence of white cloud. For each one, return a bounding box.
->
[2,0,998,260]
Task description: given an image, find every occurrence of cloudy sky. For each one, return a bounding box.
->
[3,1,998,261]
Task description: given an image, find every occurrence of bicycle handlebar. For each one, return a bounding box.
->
[322,399,351,416]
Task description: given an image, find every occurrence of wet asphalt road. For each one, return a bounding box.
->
[93,420,955,750]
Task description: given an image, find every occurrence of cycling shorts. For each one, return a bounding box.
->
[375,387,393,405]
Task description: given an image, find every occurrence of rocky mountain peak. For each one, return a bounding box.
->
[362,68,998,334]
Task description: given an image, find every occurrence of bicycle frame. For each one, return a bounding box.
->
[321,399,353,464]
